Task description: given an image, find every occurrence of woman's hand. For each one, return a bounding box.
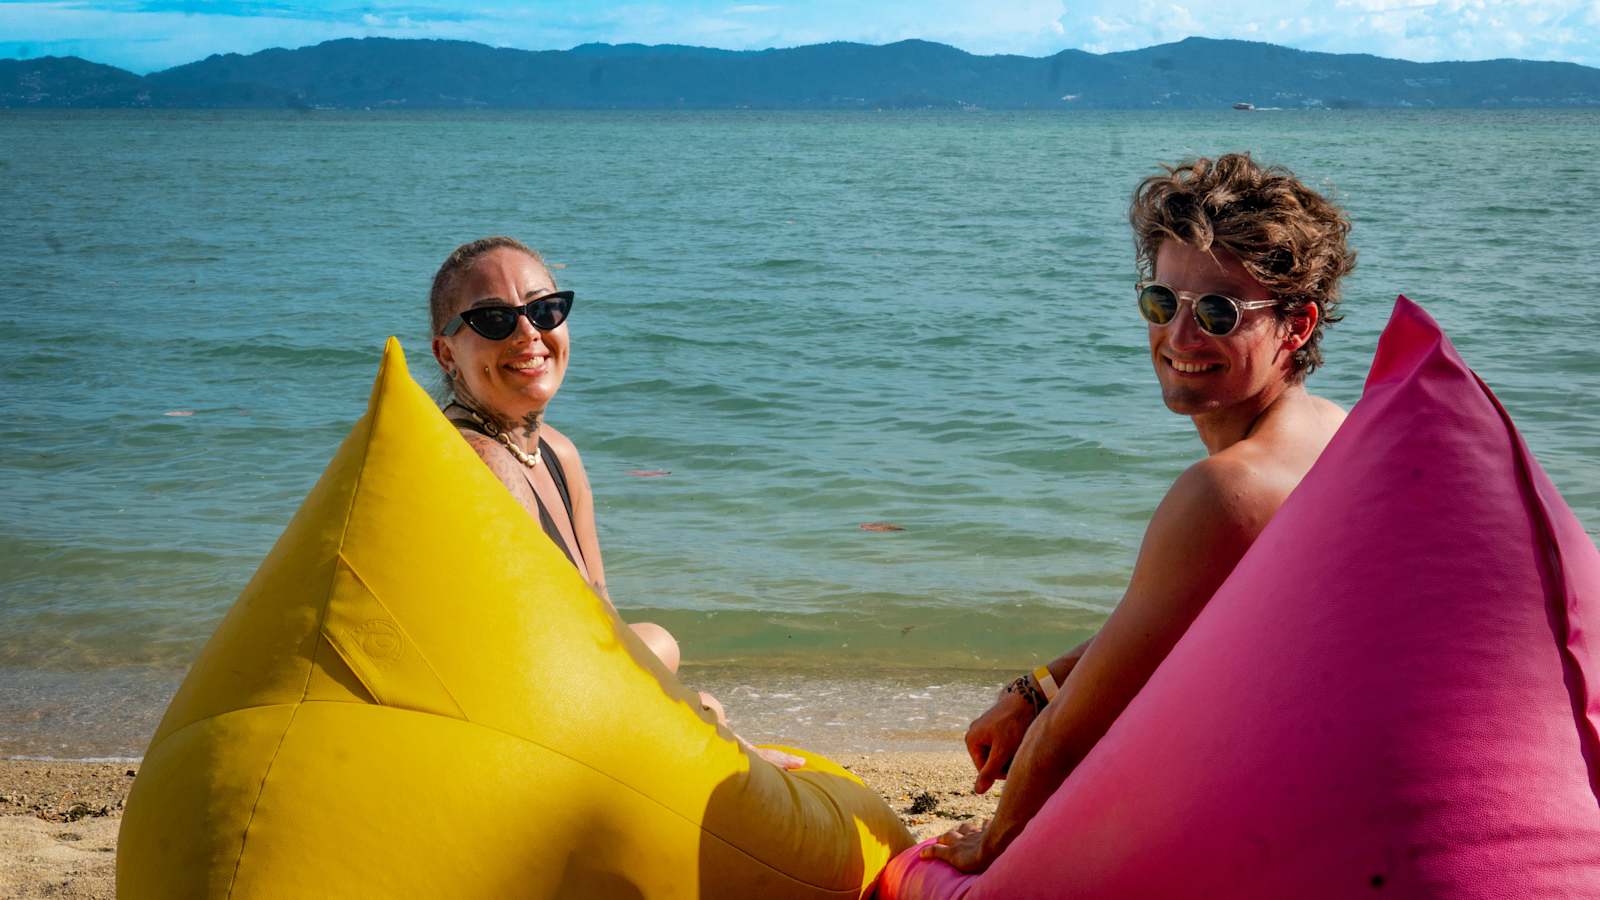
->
[700,690,804,770]
[965,690,1036,794]
[920,818,999,873]
[749,744,806,770]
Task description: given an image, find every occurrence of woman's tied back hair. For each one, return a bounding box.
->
[1129,153,1356,378]
[427,236,545,337]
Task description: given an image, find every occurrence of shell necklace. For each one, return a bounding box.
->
[449,402,542,468]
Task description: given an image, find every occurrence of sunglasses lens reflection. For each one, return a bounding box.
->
[530,297,570,330]
[1138,285,1179,325]
[1194,296,1240,335]
[467,308,520,340]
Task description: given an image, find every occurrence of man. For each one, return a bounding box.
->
[925,153,1358,872]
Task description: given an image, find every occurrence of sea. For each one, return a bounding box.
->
[2,108,1598,759]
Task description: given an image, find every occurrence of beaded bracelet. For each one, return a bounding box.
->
[1002,674,1048,715]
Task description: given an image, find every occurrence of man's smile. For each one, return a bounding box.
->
[1164,356,1223,375]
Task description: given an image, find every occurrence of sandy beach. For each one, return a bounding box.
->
[0,752,994,899]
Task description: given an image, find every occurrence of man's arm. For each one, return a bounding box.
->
[928,456,1277,871]
[1046,637,1094,687]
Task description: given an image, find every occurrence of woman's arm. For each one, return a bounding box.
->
[927,456,1277,871]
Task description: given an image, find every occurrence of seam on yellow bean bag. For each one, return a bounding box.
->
[221,701,302,899]
[222,408,372,900]
[322,553,467,717]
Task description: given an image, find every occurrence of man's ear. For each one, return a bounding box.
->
[1284,302,1320,351]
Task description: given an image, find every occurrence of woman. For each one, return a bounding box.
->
[427,236,801,768]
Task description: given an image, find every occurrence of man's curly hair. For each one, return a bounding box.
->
[1129,154,1356,378]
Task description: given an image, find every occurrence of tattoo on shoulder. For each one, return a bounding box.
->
[472,440,531,484]
[463,433,506,462]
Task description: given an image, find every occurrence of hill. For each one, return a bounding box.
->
[3,36,1597,109]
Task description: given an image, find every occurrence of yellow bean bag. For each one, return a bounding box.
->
[118,339,912,899]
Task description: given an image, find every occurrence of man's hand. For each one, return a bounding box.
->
[965,642,1093,793]
[965,690,1035,795]
[920,818,998,873]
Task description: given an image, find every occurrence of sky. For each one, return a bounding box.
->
[2,0,1598,74]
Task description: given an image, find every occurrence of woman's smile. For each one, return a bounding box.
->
[504,353,550,376]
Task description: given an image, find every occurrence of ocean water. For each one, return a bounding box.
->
[2,108,1598,757]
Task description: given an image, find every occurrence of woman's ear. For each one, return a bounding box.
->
[432,335,455,377]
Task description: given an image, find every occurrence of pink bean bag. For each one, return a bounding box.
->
[879,297,1600,899]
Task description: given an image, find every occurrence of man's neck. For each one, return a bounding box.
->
[1192,381,1305,456]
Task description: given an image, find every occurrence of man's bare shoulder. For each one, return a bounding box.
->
[1245,390,1346,456]
[1163,455,1278,541]
[1170,390,1346,535]
[1124,454,1273,619]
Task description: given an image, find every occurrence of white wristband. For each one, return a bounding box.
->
[1032,664,1059,703]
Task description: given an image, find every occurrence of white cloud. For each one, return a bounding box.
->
[1057,0,1600,65]
[544,0,1073,57]
[0,1,519,70]
[1067,0,1208,53]
[849,0,1073,55]
[1307,0,1600,61]
[1334,0,1436,11]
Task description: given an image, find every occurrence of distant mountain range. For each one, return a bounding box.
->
[4,36,1599,110]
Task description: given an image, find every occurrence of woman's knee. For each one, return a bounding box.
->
[629,621,680,673]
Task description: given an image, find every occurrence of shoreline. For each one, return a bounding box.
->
[0,662,1016,760]
[0,753,994,898]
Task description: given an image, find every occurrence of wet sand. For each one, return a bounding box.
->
[0,753,995,898]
